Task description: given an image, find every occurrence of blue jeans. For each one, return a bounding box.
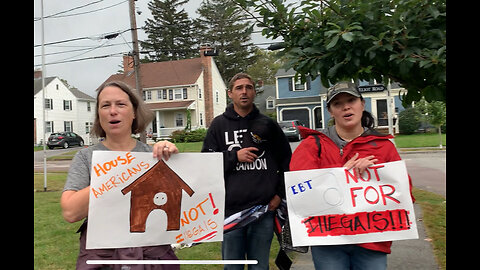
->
[222,211,274,270]
[311,245,387,270]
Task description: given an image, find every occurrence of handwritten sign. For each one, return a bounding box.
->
[86,151,224,249]
[284,160,418,247]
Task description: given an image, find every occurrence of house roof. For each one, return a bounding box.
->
[33,76,95,101]
[33,77,55,96]
[145,100,194,111]
[101,57,204,90]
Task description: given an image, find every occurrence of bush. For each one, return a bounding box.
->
[398,107,421,134]
[170,128,207,142]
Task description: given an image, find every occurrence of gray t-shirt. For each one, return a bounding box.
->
[63,140,152,192]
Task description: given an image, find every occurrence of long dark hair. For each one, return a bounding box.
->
[361,110,375,129]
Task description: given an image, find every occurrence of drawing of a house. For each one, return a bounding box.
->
[121,160,195,233]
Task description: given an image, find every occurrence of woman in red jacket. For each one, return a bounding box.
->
[290,81,414,270]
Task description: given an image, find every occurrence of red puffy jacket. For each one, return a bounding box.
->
[290,126,415,254]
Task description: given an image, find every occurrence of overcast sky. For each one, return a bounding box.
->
[33,0,283,98]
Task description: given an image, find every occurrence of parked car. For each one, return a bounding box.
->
[47,132,84,149]
[278,120,303,141]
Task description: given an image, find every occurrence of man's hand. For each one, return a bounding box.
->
[237,147,259,163]
[268,195,281,211]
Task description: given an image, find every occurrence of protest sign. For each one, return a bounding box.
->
[86,151,224,249]
[284,160,418,247]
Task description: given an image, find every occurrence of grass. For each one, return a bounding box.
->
[394,133,446,148]
[411,187,446,270]
[175,141,203,153]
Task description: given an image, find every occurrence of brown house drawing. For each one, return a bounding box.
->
[121,159,194,233]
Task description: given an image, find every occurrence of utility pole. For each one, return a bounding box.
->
[128,0,146,143]
[41,0,48,191]
[386,78,394,135]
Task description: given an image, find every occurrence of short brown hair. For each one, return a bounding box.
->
[92,81,154,138]
[228,72,255,91]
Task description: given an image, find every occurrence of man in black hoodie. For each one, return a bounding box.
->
[202,73,291,269]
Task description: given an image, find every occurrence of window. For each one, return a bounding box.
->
[85,122,93,134]
[157,90,162,100]
[200,113,203,126]
[162,89,167,100]
[64,121,73,132]
[314,107,323,129]
[266,99,275,109]
[215,91,219,103]
[146,90,152,101]
[87,102,91,112]
[63,100,72,110]
[183,88,188,99]
[198,88,202,99]
[288,76,312,91]
[46,121,54,133]
[175,113,184,127]
[169,89,173,100]
[45,99,53,110]
[376,99,388,126]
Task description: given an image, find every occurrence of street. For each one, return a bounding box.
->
[33,146,83,172]
[289,141,446,197]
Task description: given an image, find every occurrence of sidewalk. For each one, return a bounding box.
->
[397,146,446,154]
[289,203,439,269]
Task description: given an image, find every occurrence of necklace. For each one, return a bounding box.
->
[337,127,365,142]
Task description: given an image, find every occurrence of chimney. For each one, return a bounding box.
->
[34,70,42,79]
[200,45,215,127]
[123,54,134,74]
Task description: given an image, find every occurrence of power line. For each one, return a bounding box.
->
[33,52,124,67]
[44,0,127,20]
[33,28,135,48]
[34,0,104,21]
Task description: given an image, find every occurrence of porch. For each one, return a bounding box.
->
[145,100,197,140]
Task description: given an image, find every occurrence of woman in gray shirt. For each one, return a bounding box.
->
[61,81,180,270]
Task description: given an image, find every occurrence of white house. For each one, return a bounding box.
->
[34,72,96,146]
[99,46,227,140]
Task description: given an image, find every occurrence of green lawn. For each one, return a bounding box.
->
[412,188,446,270]
[393,133,446,148]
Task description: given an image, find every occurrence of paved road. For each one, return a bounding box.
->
[33,146,82,172]
[400,151,446,197]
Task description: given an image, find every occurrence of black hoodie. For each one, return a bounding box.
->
[202,104,292,216]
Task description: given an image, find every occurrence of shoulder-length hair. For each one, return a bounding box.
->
[92,81,153,138]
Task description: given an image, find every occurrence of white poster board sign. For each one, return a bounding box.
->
[285,160,418,247]
[86,151,224,249]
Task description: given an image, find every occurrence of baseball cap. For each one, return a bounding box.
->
[326,81,362,105]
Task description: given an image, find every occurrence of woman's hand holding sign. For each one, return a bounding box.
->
[344,153,378,176]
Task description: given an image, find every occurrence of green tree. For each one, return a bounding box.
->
[426,100,446,148]
[195,0,257,82]
[246,48,285,85]
[235,0,446,106]
[141,0,196,62]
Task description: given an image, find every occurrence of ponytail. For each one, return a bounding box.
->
[361,111,375,129]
